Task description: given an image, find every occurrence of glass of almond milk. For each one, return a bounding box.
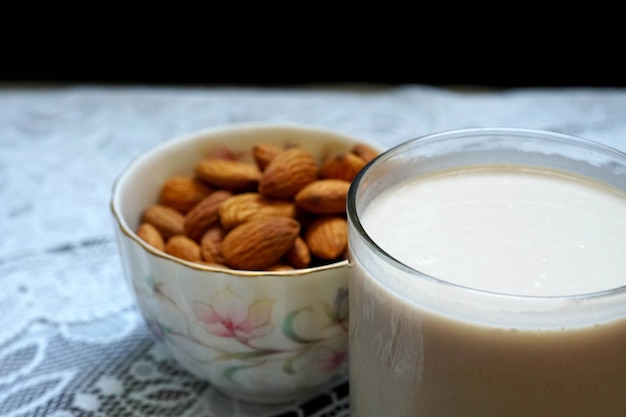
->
[347,127,626,417]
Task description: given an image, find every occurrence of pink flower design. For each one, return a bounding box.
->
[193,288,274,341]
[317,346,349,373]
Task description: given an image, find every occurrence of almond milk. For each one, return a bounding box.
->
[349,164,626,417]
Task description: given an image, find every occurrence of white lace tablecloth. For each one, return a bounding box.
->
[2,83,626,417]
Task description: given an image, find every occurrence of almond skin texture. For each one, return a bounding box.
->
[195,159,261,191]
[351,143,380,164]
[159,176,213,214]
[219,192,297,230]
[295,179,351,215]
[136,222,165,251]
[284,236,311,269]
[253,142,284,171]
[184,190,233,241]
[165,235,202,262]
[142,204,185,240]
[305,216,348,260]
[259,147,318,199]
[319,151,366,182]
[200,225,226,265]
[222,217,301,270]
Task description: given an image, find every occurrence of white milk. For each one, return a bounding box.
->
[349,165,626,417]
[364,166,626,296]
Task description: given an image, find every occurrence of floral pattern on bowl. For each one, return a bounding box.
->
[110,123,380,404]
[130,267,349,404]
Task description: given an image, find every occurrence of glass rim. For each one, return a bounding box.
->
[347,126,626,301]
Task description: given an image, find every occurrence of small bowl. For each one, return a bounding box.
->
[110,122,382,404]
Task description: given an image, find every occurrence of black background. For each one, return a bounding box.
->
[3,33,625,88]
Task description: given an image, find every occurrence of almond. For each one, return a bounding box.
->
[200,225,226,265]
[284,236,311,269]
[139,139,380,271]
[184,190,233,241]
[305,216,348,260]
[159,175,213,214]
[142,204,185,240]
[351,143,381,164]
[319,151,366,182]
[195,159,261,191]
[253,142,284,171]
[222,217,301,270]
[136,222,165,251]
[165,235,202,262]
[295,179,351,214]
[219,192,297,230]
[259,147,318,199]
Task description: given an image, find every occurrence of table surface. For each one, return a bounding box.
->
[2,83,626,417]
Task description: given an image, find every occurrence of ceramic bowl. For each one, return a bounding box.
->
[110,122,382,404]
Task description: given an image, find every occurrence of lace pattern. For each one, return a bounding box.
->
[2,84,626,416]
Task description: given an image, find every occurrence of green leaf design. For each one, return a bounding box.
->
[144,274,154,289]
[282,347,311,374]
[283,308,323,344]
[283,355,297,374]
[224,362,263,382]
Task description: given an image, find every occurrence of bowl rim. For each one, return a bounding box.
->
[110,121,382,277]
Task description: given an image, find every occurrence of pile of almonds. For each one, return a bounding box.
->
[136,140,380,271]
